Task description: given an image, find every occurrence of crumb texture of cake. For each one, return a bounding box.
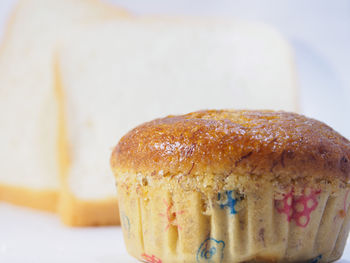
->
[111,110,350,263]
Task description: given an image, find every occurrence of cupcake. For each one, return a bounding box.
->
[110,110,350,263]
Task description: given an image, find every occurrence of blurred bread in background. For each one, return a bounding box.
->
[57,18,298,225]
[0,0,298,226]
[0,0,127,225]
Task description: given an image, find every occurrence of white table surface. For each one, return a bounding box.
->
[0,204,135,263]
[0,0,349,262]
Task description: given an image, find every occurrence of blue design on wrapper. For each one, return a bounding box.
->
[308,255,322,263]
[196,237,225,263]
[121,213,131,237]
[218,190,238,214]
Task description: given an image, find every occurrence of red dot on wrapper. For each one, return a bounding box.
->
[275,188,321,228]
[295,203,304,213]
[339,210,346,218]
[307,199,314,209]
[298,215,308,226]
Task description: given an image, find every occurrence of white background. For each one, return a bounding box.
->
[0,0,350,262]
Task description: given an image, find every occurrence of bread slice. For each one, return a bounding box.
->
[0,0,127,217]
[56,18,299,225]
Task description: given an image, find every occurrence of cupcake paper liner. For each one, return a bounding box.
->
[118,181,350,263]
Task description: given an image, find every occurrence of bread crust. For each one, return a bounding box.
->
[0,183,58,212]
[111,110,350,184]
[58,188,120,226]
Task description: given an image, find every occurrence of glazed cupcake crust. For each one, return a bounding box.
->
[111,110,350,186]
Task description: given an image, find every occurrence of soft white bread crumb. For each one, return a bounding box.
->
[0,0,126,191]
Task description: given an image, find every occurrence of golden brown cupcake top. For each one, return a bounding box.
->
[111,110,350,186]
